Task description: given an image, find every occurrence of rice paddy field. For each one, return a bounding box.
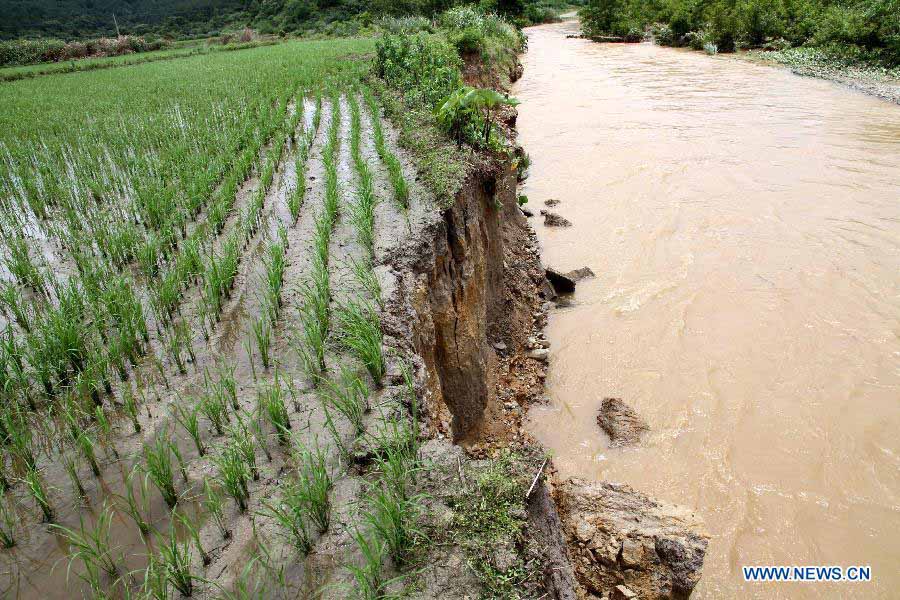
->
[0,36,430,598]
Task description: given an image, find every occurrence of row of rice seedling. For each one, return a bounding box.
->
[288,98,323,224]
[349,369,424,598]
[296,95,342,380]
[363,87,411,210]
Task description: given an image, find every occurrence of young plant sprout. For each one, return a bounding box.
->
[143,434,179,509]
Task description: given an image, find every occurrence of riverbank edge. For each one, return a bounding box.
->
[738,49,900,105]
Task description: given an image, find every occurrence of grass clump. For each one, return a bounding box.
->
[446,451,540,599]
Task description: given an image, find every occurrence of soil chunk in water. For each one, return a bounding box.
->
[597,397,649,447]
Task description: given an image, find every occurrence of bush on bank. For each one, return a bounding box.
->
[377,7,524,152]
[0,35,169,67]
[580,0,900,65]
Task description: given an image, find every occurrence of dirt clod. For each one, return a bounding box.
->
[597,397,649,447]
[540,209,572,227]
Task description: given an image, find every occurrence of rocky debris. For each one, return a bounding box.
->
[559,478,709,599]
[545,198,561,207]
[546,267,577,294]
[521,206,534,217]
[540,210,572,227]
[597,398,649,447]
[527,335,549,349]
[527,480,581,600]
[528,348,550,362]
[612,585,639,600]
[565,266,595,281]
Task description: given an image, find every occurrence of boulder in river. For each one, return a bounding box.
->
[540,210,572,227]
[565,266,595,281]
[597,397,648,447]
[559,478,709,599]
[545,198,561,207]
[546,267,577,294]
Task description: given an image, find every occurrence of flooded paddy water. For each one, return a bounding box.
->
[518,18,900,599]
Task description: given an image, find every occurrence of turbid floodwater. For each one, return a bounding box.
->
[518,19,900,599]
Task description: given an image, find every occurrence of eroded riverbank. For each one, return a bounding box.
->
[518,18,900,599]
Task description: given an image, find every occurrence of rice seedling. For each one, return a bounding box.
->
[63,453,87,499]
[295,261,330,378]
[174,399,206,457]
[73,428,102,477]
[51,502,120,580]
[200,387,231,436]
[143,434,179,509]
[203,477,231,539]
[213,557,267,600]
[170,439,190,483]
[258,374,291,446]
[250,316,272,371]
[257,479,313,554]
[350,256,383,310]
[347,94,378,257]
[213,443,251,513]
[118,465,153,536]
[0,499,16,548]
[361,483,423,567]
[159,520,195,596]
[121,387,142,433]
[2,406,37,469]
[175,509,210,567]
[93,405,119,460]
[347,527,387,600]
[363,88,410,209]
[215,362,240,411]
[228,418,260,482]
[142,554,170,600]
[336,299,385,384]
[317,367,368,437]
[262,227,287,320]
[294,442,332,532]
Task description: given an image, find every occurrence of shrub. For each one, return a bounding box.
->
[376,33,463,108]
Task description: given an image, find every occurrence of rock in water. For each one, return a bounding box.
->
[545,198,561,207]
[597,397,648,447]
[546,267,576,294]
[540,210,572,227]
[559,478,709,599]
[565,266,595,281]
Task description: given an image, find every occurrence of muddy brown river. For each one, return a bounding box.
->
[518,19,900,599]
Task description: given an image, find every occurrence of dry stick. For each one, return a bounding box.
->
[526,458,549,499]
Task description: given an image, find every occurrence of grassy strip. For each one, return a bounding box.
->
[0,40,280,82]
[368,78,467,208]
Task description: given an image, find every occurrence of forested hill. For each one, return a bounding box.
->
[0,0,247,39]
[0,0,390,40]
[1,0,564,40]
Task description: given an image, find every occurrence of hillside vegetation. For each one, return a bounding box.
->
[1,0,575,41]
[580,0,899,65]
